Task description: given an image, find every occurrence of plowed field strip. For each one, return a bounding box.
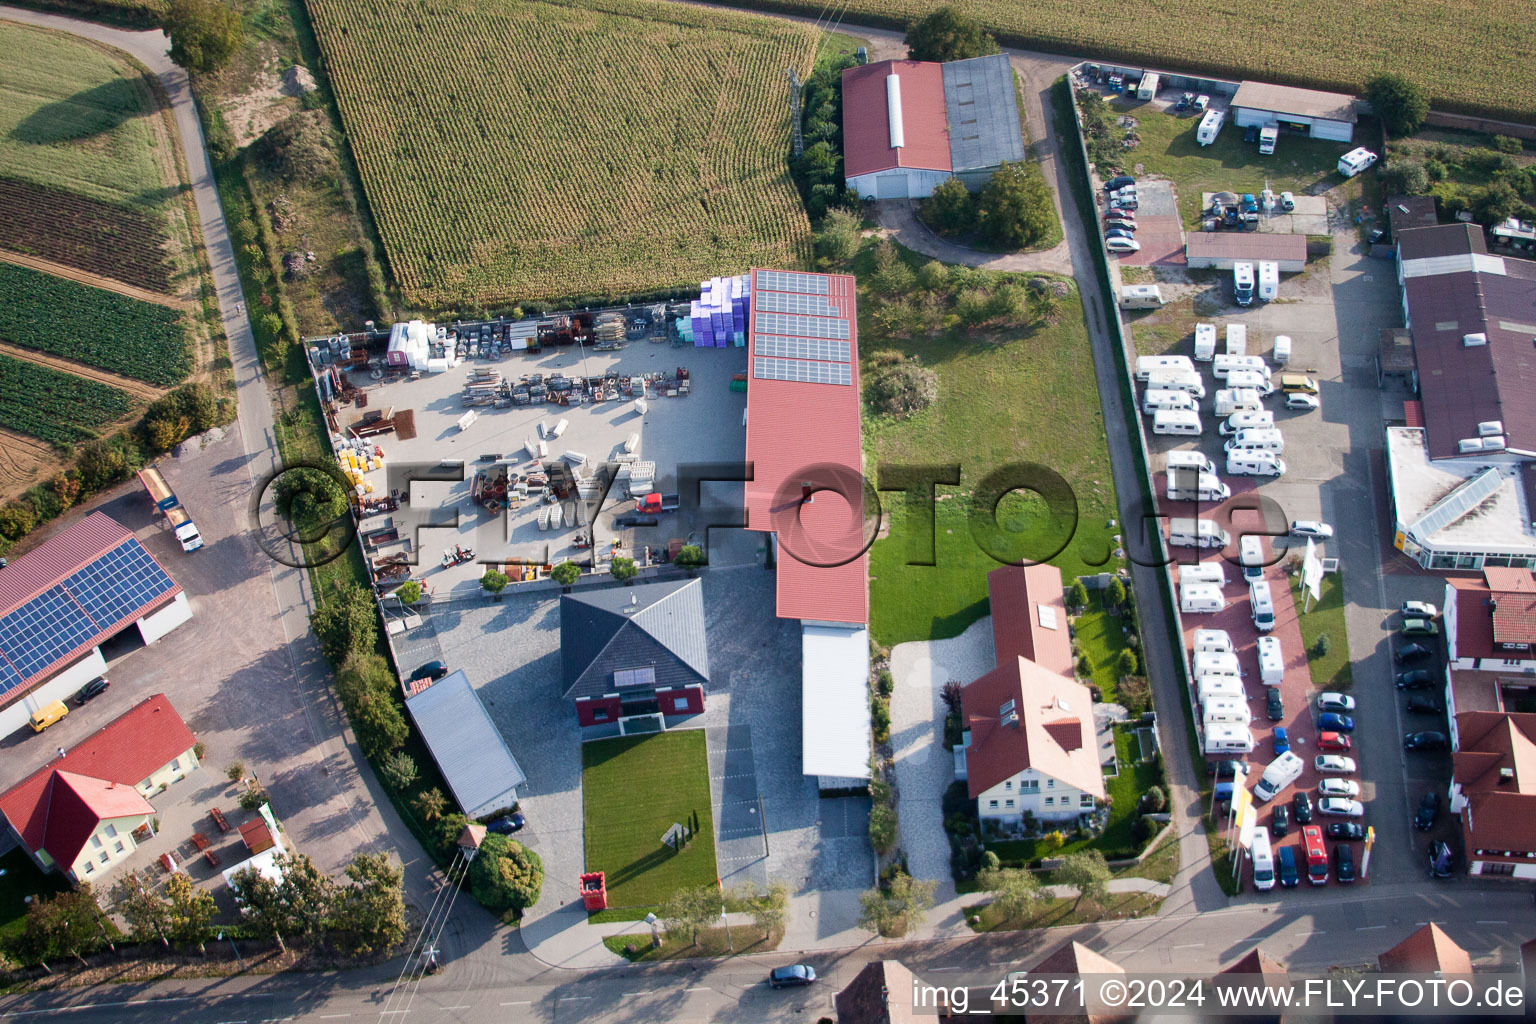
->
[0,339,165,401]
[0,249,192,312]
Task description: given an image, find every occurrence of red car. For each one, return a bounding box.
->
[1103,208,1135,222]
[1317,731,1352,751]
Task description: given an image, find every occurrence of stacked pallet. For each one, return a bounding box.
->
[690,274,749,348]
[463,368,502,406]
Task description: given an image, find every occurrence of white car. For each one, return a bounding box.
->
[1279,190,1295,211]
[1110,185,1139,200]
[1317,692,1356,712]
[1401,600,1439,618]
[1317,779,1361,798]
[1318,797,1364,817]
[1285,393,1320,412]
[1290,520,1334,539]
[1106,237,1141,254]
[1314,755,1357,774]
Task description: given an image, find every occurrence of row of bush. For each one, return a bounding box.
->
[918,164,1058,250]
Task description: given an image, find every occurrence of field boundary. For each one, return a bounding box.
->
[0,338,164,401]
[0,249,194,312]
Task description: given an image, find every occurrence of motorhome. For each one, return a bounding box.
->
[1258,261,1279,301]
[1166,450,1216,475]
[1166,470,1229,502]
[1181,582,1226,614]
[1227,451,1287,477]
[1179,562,1228,588]
[1145,370,1206,398]
[1254,751,1305,802]
[1135,355,1196,380]
[1168,518,1231,549]
[1337,147,1378,178]
[1143,388,1198,415]
[1225,369,1274,395]
[1225,324,1248,356]
[1272,334,1292,365]
[1258,635,1284,684]
[1219,410,1274,435]
[1224,428,1285,453]
[1194,322,1217,361]
[1153,409,1203,435]
[1205,724,1255,754]
[1197,108,1224,145]
[1234,262,1255,306]
[1240,534,1267,581]
[1213,354,1270,379]
[1251,830,1276,891]
[1250,580,1276,632]
[1214,388,1263,416]
[1258,122,1278,155]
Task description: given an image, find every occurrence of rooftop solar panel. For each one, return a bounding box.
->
[756,270,829,295]
[753,357,852,386]
[0,586,98,681]
[0,658,21,699]
[64,541,175,628]
[755,335,851,362]
[755,291,840,317]
[754,312,850,340]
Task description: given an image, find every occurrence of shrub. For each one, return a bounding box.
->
[1117,649,1139,678]
[1076,653,1092,676]
[1118,675,1151,715]
[814,208,862,264]
[980,850,1001,873]
[468,834,544,913]
[379,751,419,790]
[876,669,894,698]
[1142,785,1166,812]
[609,556,638,583]
[484,566,515,592]
[0,503,36,541]
[675,544,706,567]
[917,260,950,292]
[1131,814,1156,844]
[395,580,422,604]
[919,178,977,236]
[225,761,246,782]
[865,359,938,418]
[239,786,270,811]
[1313,633,1331,657]
[1424,158,1447,181]
[869,240,916,297]
[941,681,964,714]
[871,698,892,744]
[1039,831,1065,854]
[1379,160,1429,197]
[868,802,898,853]
[1493,135,1524,155]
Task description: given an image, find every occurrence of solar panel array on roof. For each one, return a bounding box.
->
[755,335,851,362]
[757,270,828,295]
[754,358,853,385]
[755,290,841,317]
[754,312,849,339]
[1409,466,1503,539]
[0,537,176,701]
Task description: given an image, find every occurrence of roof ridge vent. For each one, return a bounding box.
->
[885,73,905,149]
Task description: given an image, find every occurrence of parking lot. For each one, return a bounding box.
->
[1104,180,1185,267]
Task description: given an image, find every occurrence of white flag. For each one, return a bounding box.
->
[1302,538,1324,602]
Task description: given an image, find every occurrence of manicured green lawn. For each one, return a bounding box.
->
[582,731,718,916]
[1291,573,1353,689]
[1073,592,1132,706]
[0,847,67,943]
[1103,100,1370,227]
[862,249,1121,646]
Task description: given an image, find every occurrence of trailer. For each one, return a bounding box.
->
[136,467,203,552]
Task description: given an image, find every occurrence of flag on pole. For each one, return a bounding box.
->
[1302,538,1324,603]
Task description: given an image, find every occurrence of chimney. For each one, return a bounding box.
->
[1499,767,1515,785]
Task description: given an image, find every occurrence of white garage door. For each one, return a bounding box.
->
[874,173,908,200]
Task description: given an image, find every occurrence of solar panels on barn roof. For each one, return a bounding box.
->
[0,512,179,702]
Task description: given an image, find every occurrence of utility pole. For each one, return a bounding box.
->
[786,68,804,158]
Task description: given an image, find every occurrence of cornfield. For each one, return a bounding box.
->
[304,0,820,309]
[0,354,132,447]
[733,0,1536,122]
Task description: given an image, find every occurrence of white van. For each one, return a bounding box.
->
[1250,580,1276,632]
[1194,649,1240,678]
[1181,582,1226,614]
[1136,355,1195,380]
[1226,324,1248,356]
[1193,628,1232,655]
[1258,122,1278,156]
[1213,354,1270,379]
[1120,284,1165,309]
[1239,534,1266,581]
[1233,262,1255,306]
[1272,334,1292,365]
[1167,450,1216,476]
[1169,517,1230,549]
[1219,410,1274,435]
[1225,369,1274,395]
[1198,676,1244,704]
[1153,409,1203,436]
[1143,388,1198,415]
[1254,750,1305,801]
[1194,323,1218,361]
[1205,724,1255,754]
[1258,261,1279,301]
[1203,699,1252,725]
[1180,562,1227,587]
[1224,428,1285,454]
[1250,830,1276,891]
[1145,370,1206,398]
[1197,108,1224,146]
[1228,451,1287,477]
[1166,470,1229,502]
[1338,147,1378,178]
[1257,635,1284,684]
[1214,388,1263,416]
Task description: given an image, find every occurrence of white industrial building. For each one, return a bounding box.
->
[1230,81,1358,142]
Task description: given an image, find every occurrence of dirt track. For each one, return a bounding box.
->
[0,339,166,402]
[0,248,195,311]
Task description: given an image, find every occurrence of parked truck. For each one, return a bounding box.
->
[636,492,680,514]
[137,467,203,552]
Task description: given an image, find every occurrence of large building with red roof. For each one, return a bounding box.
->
[1438,570,1536,747]
[744,268,871,785]
[0,512,191,737]
[0,694,199,883]
[1449,712,1536,878]
[841,54,1025,200]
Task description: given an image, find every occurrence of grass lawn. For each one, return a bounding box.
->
[1117,831,1178,886]
[0,847,68,943]
[862,246,1121,646]
[1205,818,1242,896]
[1124,296,1197,358]
[1072,592,1132,705]
[604,924,782,962]
[1096,100,1370,227]
[583,731,718,917]
[985,729,1161,866]
[966,889,1159,932]
[1291,573,1352,689]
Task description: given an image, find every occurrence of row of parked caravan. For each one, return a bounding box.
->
[1192,627,1286,755]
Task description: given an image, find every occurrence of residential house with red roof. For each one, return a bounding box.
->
[0,511,190,737]
[0,694,199,883]
[958,566,1105,825]
[1448,711,1536,878]
[841,54,1026,200]
[1378,922,1474,973]
[835,959,951,1023]
[1440,569,1536,745]
[1025,941,1127,1024]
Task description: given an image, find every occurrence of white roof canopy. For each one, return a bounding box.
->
[801,624,872,779]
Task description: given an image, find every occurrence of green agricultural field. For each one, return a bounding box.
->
[712,0,1534,122]
[0,262,189,386]
[582,731,718,917]
[304,0,818,309]
[0,354,133,446]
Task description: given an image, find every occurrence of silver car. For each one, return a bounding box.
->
[1318,797,1364,817]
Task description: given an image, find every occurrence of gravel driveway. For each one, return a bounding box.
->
[887,617,996,884]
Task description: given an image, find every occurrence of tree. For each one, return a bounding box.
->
[1105,576,1127,608]
[941,680,964,714]
[955,286,993,328]
[976,162,1056,250]
[336,852,407,953]
[395,580,422,605]
[164,874,216,951]
[232,863,296,951]
[76,439,128,491]
[1055,850,1111,909]
[1472,180,1520,225]
[274,853,337,944]
[867,801,898,853]
[0,502,36,541]
[986,281,1030,326]
[978,867,1045,920]
[112,871,172,946]
[414,787,449,824]
[747,880,790,940]
[379,750,419,790]
[1142,785,1167,812]
[857,871,937,937]
[1039,830,1066,854]
[312,583,379,666]
[917,260,950,293]
[1365,73,1429,137]
[20,886,103,966]
[165,0,242,73]
[1066,579,1090,611]
[1379,160,1429,197]
[659,884,718,946]
[1117,648,1139,677]
[609,556,638,583]
[905,5,999,62]
[482,566,513,594]
[869,240,916,297]
[547,562,578,587]
[920,178,977,236]
[343,684,408,757]
[1313,632,1331,657]
[225,760,246,782]
[815,208,862,264]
